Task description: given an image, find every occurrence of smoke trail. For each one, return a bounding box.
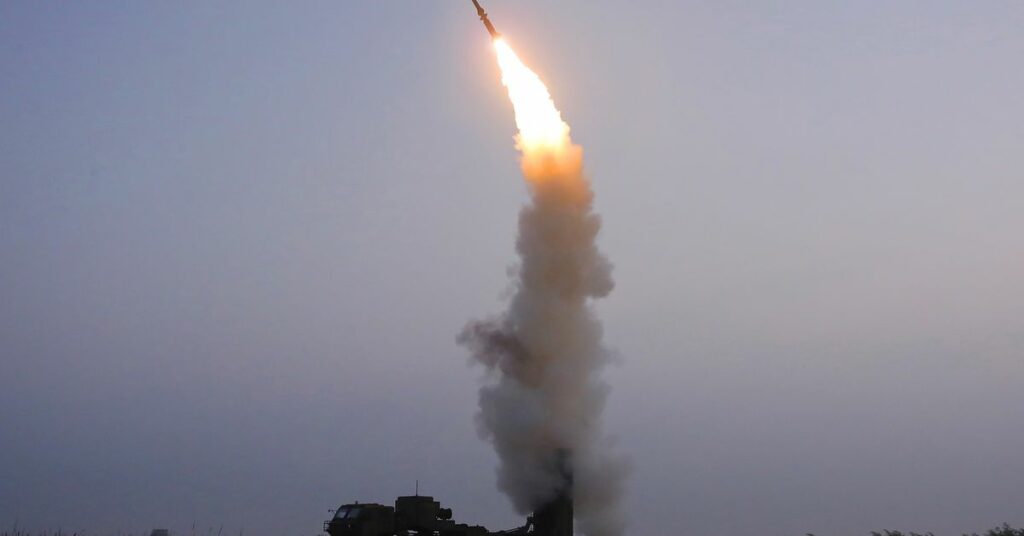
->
[458,39,628,536]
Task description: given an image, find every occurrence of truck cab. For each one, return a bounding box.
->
[325,503,395,536]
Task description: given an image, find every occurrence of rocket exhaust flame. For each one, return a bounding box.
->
[493,39,570,154]
[459,21,628,536]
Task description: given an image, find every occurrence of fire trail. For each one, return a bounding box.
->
[459,4,628,536]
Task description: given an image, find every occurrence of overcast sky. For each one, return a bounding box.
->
[2,2,1023,535]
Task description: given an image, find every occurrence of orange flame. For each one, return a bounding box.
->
[493,38,571,153]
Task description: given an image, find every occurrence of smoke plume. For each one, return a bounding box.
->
[458,39,628,536]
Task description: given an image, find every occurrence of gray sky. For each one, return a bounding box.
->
[1,2,1022,535]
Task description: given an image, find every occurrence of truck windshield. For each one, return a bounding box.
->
[334,506,361,520]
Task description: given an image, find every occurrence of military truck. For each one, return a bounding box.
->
[324,491,572,536]
[326,451,574,536]
[325,495,498,536]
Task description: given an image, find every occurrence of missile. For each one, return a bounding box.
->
[471,0,500,39]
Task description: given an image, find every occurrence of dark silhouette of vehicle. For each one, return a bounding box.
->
[325,495,494,536]
[324,492,572,536]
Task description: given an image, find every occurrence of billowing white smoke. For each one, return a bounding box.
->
[458,101,629,535]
